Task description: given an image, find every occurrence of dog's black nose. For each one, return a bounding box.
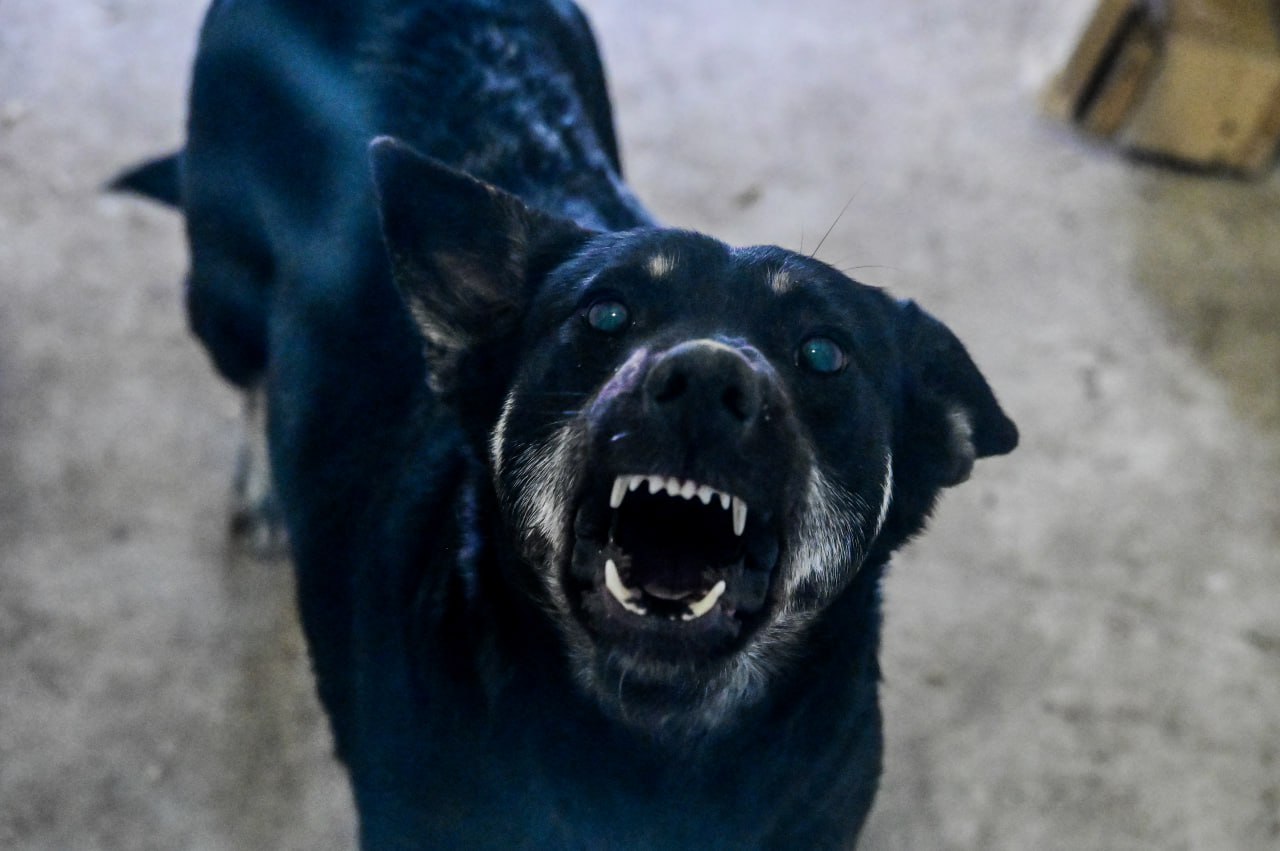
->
[645,340,763,437]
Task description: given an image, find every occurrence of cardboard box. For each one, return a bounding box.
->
[1044,0,1280,175]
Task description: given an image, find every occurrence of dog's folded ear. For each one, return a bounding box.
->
[369,136,592,394]
[896,300,1018,487]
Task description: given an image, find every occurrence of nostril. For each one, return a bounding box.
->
[722,385,750,422]
[654,370,688,403]
[645,342,764,427]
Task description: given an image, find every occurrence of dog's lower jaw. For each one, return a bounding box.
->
[504,515,869,740]
[549,588,842,741]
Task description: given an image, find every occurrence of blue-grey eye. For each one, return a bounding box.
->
[798,336,846,374]
[587,299,630,333]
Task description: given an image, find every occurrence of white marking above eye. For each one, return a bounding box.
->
[647,253,676,278]
[768,268,793,293]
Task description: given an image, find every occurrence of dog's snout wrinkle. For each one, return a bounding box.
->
[645,340,763,432]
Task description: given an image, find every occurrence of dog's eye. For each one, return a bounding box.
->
[586,299,630,334]
[797,336,846,374]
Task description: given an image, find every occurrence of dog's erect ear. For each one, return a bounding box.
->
[369,137,591,394]
[896,300,1018,486]
[108,151,184,208]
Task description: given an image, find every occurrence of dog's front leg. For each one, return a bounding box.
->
[229,384,286,558]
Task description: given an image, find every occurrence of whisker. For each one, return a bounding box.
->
[809,183,865,260]
[837,263,899,279]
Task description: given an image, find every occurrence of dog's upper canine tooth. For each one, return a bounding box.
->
[681,579,728,620]
[610,476,628,509]
[732,496,747,536]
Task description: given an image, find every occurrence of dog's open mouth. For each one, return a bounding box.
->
[568,472,779,655]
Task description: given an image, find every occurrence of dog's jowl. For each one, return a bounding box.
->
[116,0,1017,846]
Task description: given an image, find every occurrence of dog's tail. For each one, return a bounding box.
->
[108,150,184,209]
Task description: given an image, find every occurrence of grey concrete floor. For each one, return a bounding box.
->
[3,0,1279,848]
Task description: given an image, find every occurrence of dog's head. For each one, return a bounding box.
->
[371,139,1017,735]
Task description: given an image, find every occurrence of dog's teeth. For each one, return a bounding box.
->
[604,558,636,599]
[605,558,647,615]
[696,485,714,505]
[647,475,664,494]
[681,580,728,621]
[628,475,645,492]
[680,480,697,500]
[610,476,628,509]
[664,477,682,497]
[732,497,747,536]
[718,492,731,511]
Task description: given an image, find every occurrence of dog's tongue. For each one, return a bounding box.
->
[641,580,701,601]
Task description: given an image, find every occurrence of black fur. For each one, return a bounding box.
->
[109,151,183,207]
[115,1,1017,847]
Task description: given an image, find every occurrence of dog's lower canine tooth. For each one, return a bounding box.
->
[610,477,628,509]
[681,580,728,620]
[605,558,647,614]
[732,497,747,536]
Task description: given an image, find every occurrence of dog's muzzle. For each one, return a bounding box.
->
[565,339,796,661]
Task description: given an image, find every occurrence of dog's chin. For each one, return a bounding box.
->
[557,470,787,733]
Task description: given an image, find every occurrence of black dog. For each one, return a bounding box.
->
[116,0,1017,846]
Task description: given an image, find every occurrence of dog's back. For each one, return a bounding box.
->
[180,0,646,388]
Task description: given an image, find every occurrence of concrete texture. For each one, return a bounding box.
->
[2,0,1278,848]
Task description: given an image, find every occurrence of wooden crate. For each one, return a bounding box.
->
[1043,0,1280,175]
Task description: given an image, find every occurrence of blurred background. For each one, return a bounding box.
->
[2,0,1278,848]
